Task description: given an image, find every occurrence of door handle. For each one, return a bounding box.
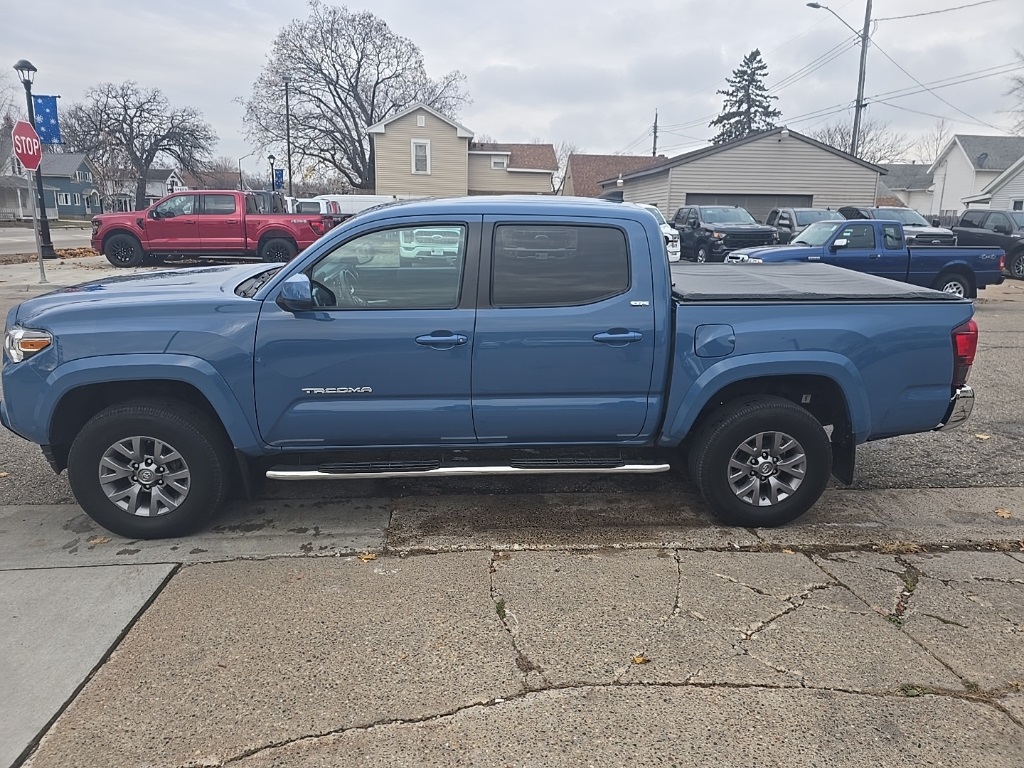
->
[225,219,239,224]
[415,332,468,349]
[593,330,643,346]
[869,253,882,259]
[183,219,197,224]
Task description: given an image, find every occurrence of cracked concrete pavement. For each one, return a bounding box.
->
[21,547,1024,768]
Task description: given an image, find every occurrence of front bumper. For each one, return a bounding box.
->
[935,385,974,431]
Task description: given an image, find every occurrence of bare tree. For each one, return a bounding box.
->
[60,105,137,211]
[553,140,582,194]
[0,72,22,123]
[183,156,244,190]
[241,0,469,190]
[1009,50,1024,135]
[913,118,952,165]
[62,82,217,209]
[810,118,911,164]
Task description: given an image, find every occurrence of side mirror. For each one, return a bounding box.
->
[993,224,1010,235]
[931,219,941,227]
[830,238,849,251]
[276,273,313,313]
[148,209,160,219]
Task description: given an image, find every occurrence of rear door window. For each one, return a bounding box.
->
[960,211,987,227]
[490,224,629,307]
[202,194,236,214]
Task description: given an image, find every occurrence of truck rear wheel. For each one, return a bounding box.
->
[259,237,297,262]
[104,233,144,268]
[932,271,972,298]
[67,399,232,539]
[690,396,832,528]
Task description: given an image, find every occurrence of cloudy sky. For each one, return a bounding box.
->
[6,0,1023,176]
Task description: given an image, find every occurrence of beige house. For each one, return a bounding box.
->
[601,127,884,224]
[367,103,556,197]
[928,135,1024,217]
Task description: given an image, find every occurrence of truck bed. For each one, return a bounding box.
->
[670,262,964,302]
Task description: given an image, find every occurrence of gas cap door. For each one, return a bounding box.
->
[694,324,736,358]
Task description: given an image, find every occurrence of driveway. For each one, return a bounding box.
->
[0,226,92,257]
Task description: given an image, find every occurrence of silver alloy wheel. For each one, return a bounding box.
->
[727,431,807,507]
[1011,254,1024,279]
[696,247,707,263]
[941,279,966,297]
[98,435,191,517]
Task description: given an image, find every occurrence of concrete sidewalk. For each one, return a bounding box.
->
[17,546,1024,767]
[2,484,1021,767]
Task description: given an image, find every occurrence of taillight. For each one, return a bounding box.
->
[999,254,1005,271]
[951,319,978,387]
[309,220,325,236]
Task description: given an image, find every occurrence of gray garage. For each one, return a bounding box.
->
[600,126,884,223]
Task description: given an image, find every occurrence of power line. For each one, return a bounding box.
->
[875,0,1003,22]
[873,100,1010,131]
[868,39,1006,130]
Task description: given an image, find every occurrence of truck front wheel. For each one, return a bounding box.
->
[259,237,297,262]
[104,233,144,268]
[67,400,232,539]
[690,396,832,527]
[1008,251,1024,280]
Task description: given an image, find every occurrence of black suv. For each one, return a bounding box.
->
[953,209,1024,279]
[766,207,844,243]
[670,205,778,262]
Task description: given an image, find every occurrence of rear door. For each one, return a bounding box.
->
[981,212,1017,251]
[953,210,989,246]
[471,216,657,443]
[197,193,245,252]
[146,194,200,251]
[255,216,481,448]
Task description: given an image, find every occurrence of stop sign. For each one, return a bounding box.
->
[11,120,42,172]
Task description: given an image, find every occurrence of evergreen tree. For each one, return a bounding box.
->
[709,49,781,144]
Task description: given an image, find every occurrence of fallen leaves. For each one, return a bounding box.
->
[87,536,111,545]
[975,434,991,440]
[995,508,1012,519]
[0,472,9,478]
[357,552,378,562]
[632,654,651,665]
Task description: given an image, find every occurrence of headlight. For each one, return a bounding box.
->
[4,327,52,363]
[748,257,764,263]
[771,231,780,243]
[711,232,727,240]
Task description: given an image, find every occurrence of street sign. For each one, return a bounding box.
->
[11,120,42,172]
[273,168,284,190]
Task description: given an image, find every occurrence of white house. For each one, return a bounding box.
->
[880,163,934,211]
[928,135,1024,217]
[962,153,1024,211]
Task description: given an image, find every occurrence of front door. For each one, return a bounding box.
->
[825,221,904,281]
[197,193,245,251]
[254,217,481,448]
[471,217,657,443]
[146,194,201,251]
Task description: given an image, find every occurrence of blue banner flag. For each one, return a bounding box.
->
[32,95,62,144]
[273,168,284,190]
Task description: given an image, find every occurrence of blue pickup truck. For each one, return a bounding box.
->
[1,197,979,538]
[724,219,1004,298]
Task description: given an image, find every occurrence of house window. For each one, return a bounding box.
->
[416,114,426,127]
[412,140,430,174]
[1013,200,1023,211]
[13,158,24,175]
[75,170,93,182]
[55,192,72,206]
[72,193,81,206]
[491,156,508,170]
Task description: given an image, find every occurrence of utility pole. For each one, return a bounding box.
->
[652,111,659,157]
[850,0,873,158]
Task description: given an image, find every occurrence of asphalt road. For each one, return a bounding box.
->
[0,226,92,256]
[0,274,1020,512]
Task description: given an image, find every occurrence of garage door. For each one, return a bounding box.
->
[684,194,813,224]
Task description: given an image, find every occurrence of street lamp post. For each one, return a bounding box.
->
[283,74,293,197]
[268,154,276,191]
[807,1,873,158]
[238,151,255,190]
[13,59,57,260]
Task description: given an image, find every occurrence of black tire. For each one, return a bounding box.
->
[67,399,232,539]
[932,271,973,298]
[694,242,710,263]
[1008,251,1024,281]
[104,233,144,268]
[259,237,297,263]
[690,396,832,528]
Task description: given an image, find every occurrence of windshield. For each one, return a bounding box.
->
[701,207,756,225]
[792,221,845,247]
[795,209,843,226]
[1009,212,1024,228]
[878,208,929,227]
[638,205,667,225]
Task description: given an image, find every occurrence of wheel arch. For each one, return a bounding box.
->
[933,265,977,297]
[100,227,144,253]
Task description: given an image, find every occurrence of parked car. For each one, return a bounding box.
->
[725,219,1004,297]
[3,197,978,539]
[624,202,680,261]
[952,209,1024,280]
[91,190,334,267]
[670,205,778,262]
[766,207,844,243]
[838,206,956,246]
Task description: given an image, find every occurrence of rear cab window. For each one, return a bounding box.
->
[490,224,630,307]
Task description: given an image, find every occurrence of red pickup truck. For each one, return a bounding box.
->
[91,190,333,267]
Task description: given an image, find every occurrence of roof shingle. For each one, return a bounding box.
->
[955,135,1024,171]
[40,152,89,177]
[881,163,934,190]
[470,142,558,172]
[564,154,665,198]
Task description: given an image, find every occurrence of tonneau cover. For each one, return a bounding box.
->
[670,262,962,302]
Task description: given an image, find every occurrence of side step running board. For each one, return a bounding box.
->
[266,463,671,481]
